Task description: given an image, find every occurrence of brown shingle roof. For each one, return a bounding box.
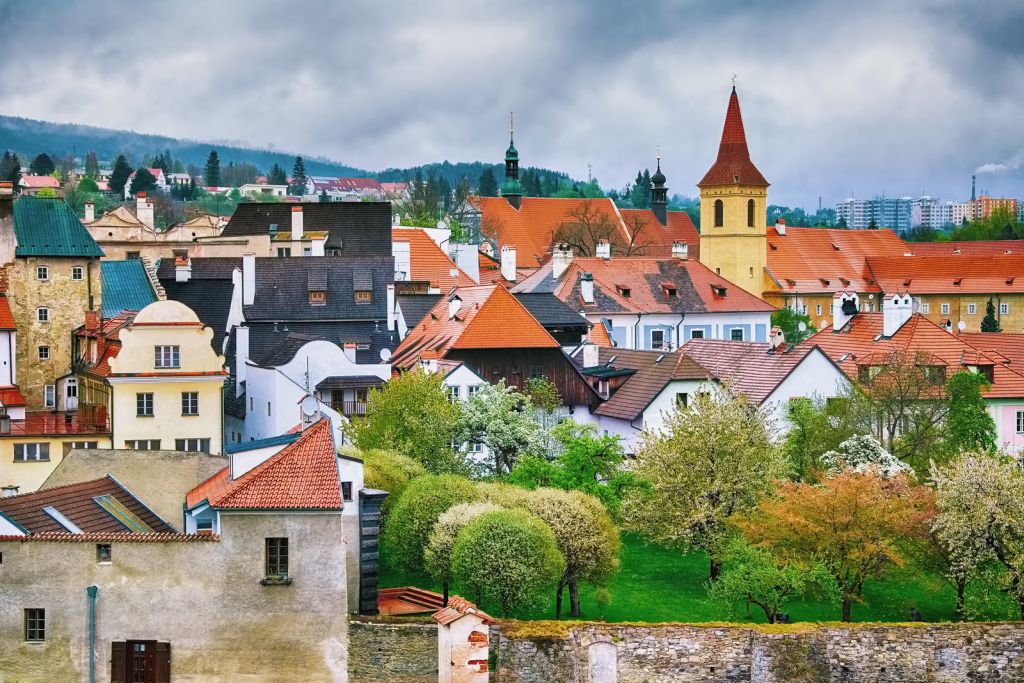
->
[592,347,711,421]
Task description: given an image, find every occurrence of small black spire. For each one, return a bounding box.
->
[651,152,668,226]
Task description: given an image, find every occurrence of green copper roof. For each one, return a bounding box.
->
[505,134,518,160]
[501,177,524,196]
[13,197,104,258]
[101,260,157,317]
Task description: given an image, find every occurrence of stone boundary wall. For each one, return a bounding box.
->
[493,622,1024,683]
[348,617,438,683]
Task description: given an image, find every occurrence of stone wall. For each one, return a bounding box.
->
[348,617,438,683]
[493,622,1024,683]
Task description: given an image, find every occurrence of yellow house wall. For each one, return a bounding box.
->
[910,294,1024,333]
[3,257,99,409]
[0,435,113,492]
[773,292,883,330]
[110,378,223,453]
[698,185,767,297]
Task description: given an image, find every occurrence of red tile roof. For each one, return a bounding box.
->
[391,285,558,369]
[19,175,60,189]
[4,411,110,436]
[393,228,476,289]
[697,88,768,188]
[0,296,15,329]
[867,254,1024,294]
[767,226,907,295]
[959,333,1024,368]
[0,386,26,408]
[186,419,341,510]
[0,532,218,542]
[619,209,700,259]
[433,595,494,626]
[907,240,1024,256]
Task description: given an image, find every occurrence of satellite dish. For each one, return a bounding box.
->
[797,322,807,332]
[379,348,392,362]
[300,395,319,417]
[957,320,967,331]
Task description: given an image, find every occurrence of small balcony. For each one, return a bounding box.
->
[334,401,368,417]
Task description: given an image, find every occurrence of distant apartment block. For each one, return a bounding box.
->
[835,196,912,232]
[971,195,1018,221]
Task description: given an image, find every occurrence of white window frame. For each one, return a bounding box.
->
[36,265,49,281]
[730,328,744,341]
[446,386,460,403]
[125,439,161,450]
[1001,303,1010,315]
[816,304,822,316]
[175,438,211,453]
[1017,410,1024,434]
[941,303,950,315]
[136,392,154,417]
[181,391,199,416]
[467,385,482,396]
[967,303,977,315]
[71,266,84,281]
[37,307,49,322]
[690,329,705,340]
[44,384,55,407]
[38,346,50,361]
[154,345,180,369]
[920,303,930,314]
[14,443,50,462]
[650,328,666,350]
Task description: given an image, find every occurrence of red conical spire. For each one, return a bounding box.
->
[697,87,768,188]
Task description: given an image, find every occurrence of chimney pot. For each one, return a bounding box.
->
[595,240,611,260]
[581,342,599,368]
[671,242,688,260]
[1,484,18,497]
[500,245,517,283]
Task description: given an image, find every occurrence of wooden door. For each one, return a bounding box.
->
[112,641,169,683]
[128,641,156,683]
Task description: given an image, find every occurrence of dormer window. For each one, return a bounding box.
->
[355,291,372,304]
[309,290,326,305]
[662,284,677,298]
[616,286,631,298]
[712,286,727,297]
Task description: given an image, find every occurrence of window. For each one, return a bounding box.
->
[676,392,688,408]
[467,385,481,396]
[730,328,744,341]
[196,517,214,535]
[175,438,211,453]
[1001,303,1010,315]
[924,366,946,384]
[125,251,140,260]
[651,329,666,350]
[341,482,353,502]
[181,392,199,416]
[44,385,55,407]
[447,386,460,402]
[249,397,253,412]
[326,248,342,256]
[920,303,930,314]
[267,402,272,417]
[37,307,49,322]
[154,345,180,368]
[14,443,50,462]
[24,609,45,642]
[309,290,326,305]
[598,379,609,397]
[529,365,544,380]
[747,199,755,227]
[690,329,705,340]
[38,346,50,361]
[71,266,84,281]
[616,286,631,298]
[36,265,48,281]
[1017,410,1024,434]
[355,291,372,303]
[96,544,112,564]
[266,538,289,577]
[714,199,724,227]
[276,247,291,258]
[941,303,950,315]
[816,304,822,316]
[125,440,161,450]
[967,303,977,315]
[63,441,98,455]
[136,393,154,417]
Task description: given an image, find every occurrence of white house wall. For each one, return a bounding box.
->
[592,312,772,350]
[762,349,850,434]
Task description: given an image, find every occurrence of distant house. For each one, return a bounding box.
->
[18,174,61,196]
[122,168,168,198]
[84,194,222,262]
[238,183,287,198]
[306,176,383,201]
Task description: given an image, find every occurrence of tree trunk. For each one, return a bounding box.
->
[569,580,582,618]
[842,597,852,622]
[443,581,449,607]
[955,578,966,622]
[555,582,565,621]
[1018,593,1024,622]
[709,559,722,581]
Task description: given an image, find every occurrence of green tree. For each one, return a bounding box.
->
[770,307,816,345]
[129,167,157,196]
[289,156,308,196]
[77,177,99,194]
[981,298,1001,332]
[478,168,498,197]
[944,371,996,454]
[0,151,19,185]
[451,508,565,616]
[425,501,504,603]
[353,447,426,516]
[348,368,464,473]
[204,150,221,187]
[35,187,57,198]
[383,474,478,573]
[267,163,288,186]
[29,153,55,176]
[624,391,784,579]
[708,539,837,623]
[458,380,544,476]
[108,154,132,196]
[782,397,853,482]
[84,151,99,179]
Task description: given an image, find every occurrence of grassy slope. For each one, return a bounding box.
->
[381,533,1014,623]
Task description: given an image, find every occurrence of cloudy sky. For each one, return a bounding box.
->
[1,0,1022,207]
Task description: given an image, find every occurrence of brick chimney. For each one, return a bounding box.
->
[84,201,95,223]
[84,311,100,333]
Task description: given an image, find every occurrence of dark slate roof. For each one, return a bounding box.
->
[253,332,326,367]
[514,293,591,330]
[397,294,442,328]
[243,256,393,322]
[0,475,174,534]
[247,321,395,367]
[220,202,392,255]
[223,379,246,420]
[101,260,157,317]
[156,257,240,280]
[13,197,104,257]
[315,375,386,390]
[161,279,235,351]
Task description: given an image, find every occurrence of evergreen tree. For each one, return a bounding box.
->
[187,178,197,200]
[267,163,288,186]
[84,151,99,179]
[129,167,158,196]
[108,154,132,196]
[0,152,15,184]
[289,156,308,196]
[981,298,1001,332]
[152,152,170,174]
[29,153,55,176]
[319,189,329,202]
[478,168,498,196]
[204,150,221,187]
[630,170,651,208]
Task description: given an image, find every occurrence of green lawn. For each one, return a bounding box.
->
[380,533,1016,623]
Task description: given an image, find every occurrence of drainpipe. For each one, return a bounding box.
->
[675,313,686,351]
[634,314,642,350]
[87,585,98,683]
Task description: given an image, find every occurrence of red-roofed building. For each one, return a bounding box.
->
[122,168,167,198]
[306,176,384,201]
[18,174,61,196]
[393,227,476,292]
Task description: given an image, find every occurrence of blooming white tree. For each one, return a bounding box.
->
[459,381,546,475]
[821,434,912,478]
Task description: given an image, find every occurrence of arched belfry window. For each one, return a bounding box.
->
[747,199,755,227]
[714,200,724,227]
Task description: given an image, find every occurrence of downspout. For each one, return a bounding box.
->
[675,313,686,351]
[634,314,642,350]
[87,585,98,683]
[87,258,95,311]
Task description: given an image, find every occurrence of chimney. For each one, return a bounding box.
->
[342,343,358,364]
[419,350,439,374]
[768,326,785,349]
[392,241,411,281]
[448,294,463,320]
[672,241,688,260]
[84,201,95,223]
[449,244,480,284]
[291,205,304,240]
[580,272,594,304]
[500,245,517,283]
[551,243,573,279]
[595,240,611,260]
[136,194,154,229]
[1,484,18,497]
[242,253,256,306]
[581,342,599,368]
[774,217,786,236]
[175,256,191,283]
[972,174,977,202]
[84,311,100,333]
[832,291,860,331]
[386,283,396,332]
[234,325,249,390]
[883,292,913,337]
